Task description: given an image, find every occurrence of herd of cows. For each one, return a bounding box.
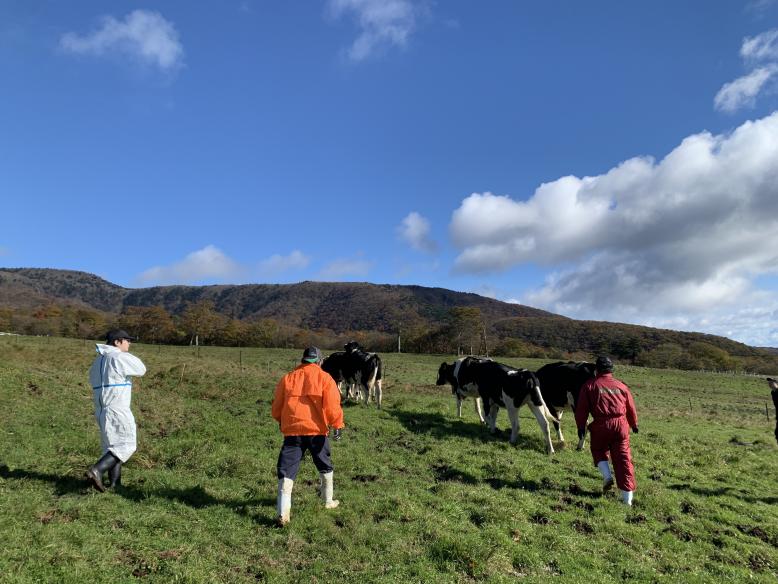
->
[320,342,778,450]
[320,341,598,453]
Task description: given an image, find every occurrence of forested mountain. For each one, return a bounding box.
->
[1,267,776,373]
[0,268,551,330]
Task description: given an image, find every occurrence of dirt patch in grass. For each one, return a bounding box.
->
[626,513,647,524]
[531,513,552,525]
[748,551,773,572]
[571,519,594,534]
[737,524,778,547]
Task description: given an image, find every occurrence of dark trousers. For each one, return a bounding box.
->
[276,435,333,480]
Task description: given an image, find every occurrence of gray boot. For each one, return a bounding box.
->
[319,471,339,509]
[276,478,294,526]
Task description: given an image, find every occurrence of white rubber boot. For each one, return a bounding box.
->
[621,490,633,506]
[320,471,340,509]
[276,478,294,525]
[598,460,614,494]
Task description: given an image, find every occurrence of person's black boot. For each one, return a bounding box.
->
[86,452,119,492]
[107,461,122,489]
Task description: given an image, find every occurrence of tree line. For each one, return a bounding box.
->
[2,301,777,375]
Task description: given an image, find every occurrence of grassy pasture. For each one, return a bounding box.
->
[0,335,776,583]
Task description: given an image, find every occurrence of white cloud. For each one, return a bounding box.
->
[318,255,373,280]
[327,0,418,62]
[747,0,778,15]
[138,245,243,285]
[60,10,184,71]
[258,250,310,276]
[451,113,778,345]
[715,29,778,113]
[397,211,437,252]
[741,29,778,62]
[714,66,776,112]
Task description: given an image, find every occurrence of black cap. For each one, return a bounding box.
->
[302,346,322,363]
[104,329,136,344]
[595,356,614,372]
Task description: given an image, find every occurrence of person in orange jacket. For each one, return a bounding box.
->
[575,356,638,506]
[271,346,345,526]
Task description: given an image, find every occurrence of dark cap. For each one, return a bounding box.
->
[768,377,777,383]
[595,355,614,372]
[302,346,322,363]
[104,329,136,344]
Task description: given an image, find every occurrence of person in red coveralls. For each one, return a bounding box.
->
[575,356,639,506]
[272,347,345,526]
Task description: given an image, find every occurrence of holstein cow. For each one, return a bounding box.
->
[436,357,491,423]
[321,342,383,408]
[768,377,778,444]
[436,356,555,454]
[534,361,596,450]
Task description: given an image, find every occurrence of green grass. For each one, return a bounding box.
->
[1,336,776,582]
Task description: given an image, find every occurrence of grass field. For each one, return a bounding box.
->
[1,335,777,583]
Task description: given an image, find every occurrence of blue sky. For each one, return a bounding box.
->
[2,1,778,346]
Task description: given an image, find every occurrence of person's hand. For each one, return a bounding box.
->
[632,426,639,434]
[332,428,342,441]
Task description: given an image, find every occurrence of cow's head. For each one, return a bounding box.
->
[344,341,362,353]
[436,362,455,389]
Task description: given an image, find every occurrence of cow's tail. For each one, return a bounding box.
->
[529,384,556,424]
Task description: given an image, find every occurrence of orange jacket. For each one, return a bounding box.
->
[272,363,344,436]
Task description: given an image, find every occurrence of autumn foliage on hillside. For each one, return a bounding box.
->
[2,299,778,375]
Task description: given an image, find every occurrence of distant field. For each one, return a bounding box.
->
[0,336,776,583]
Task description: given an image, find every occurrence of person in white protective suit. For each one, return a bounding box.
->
[86,329,146,492]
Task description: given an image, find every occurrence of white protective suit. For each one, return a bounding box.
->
[89,344,146,462]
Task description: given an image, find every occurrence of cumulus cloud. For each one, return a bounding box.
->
[715,29,778,112]
[397,211,437,252]
[327,0,418,62]
[258,250,310,276]
[60,10,184,71]
[138,245,243,285]
[451,113,778,345]
[318,255,373,280]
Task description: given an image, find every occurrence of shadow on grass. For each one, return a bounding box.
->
[430,460,602,500]
[667,482,778,505]
[388,408,553,453]
[0,464,278,526]
[0,464,85,496]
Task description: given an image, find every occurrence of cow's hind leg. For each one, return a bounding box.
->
[474,397,486,424]
[374,379,382,409]
[529,402,555,455]
[486,401,500,434]
[547,404,564,444]
[504,394,520,445]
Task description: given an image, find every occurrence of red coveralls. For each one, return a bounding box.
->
[575,372,638,492]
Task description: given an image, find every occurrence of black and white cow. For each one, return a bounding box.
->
[534,361,596,450]
[321,342,383,408]
[768,377,778,445]
[436,357,491,423]
[436,356,555,454]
